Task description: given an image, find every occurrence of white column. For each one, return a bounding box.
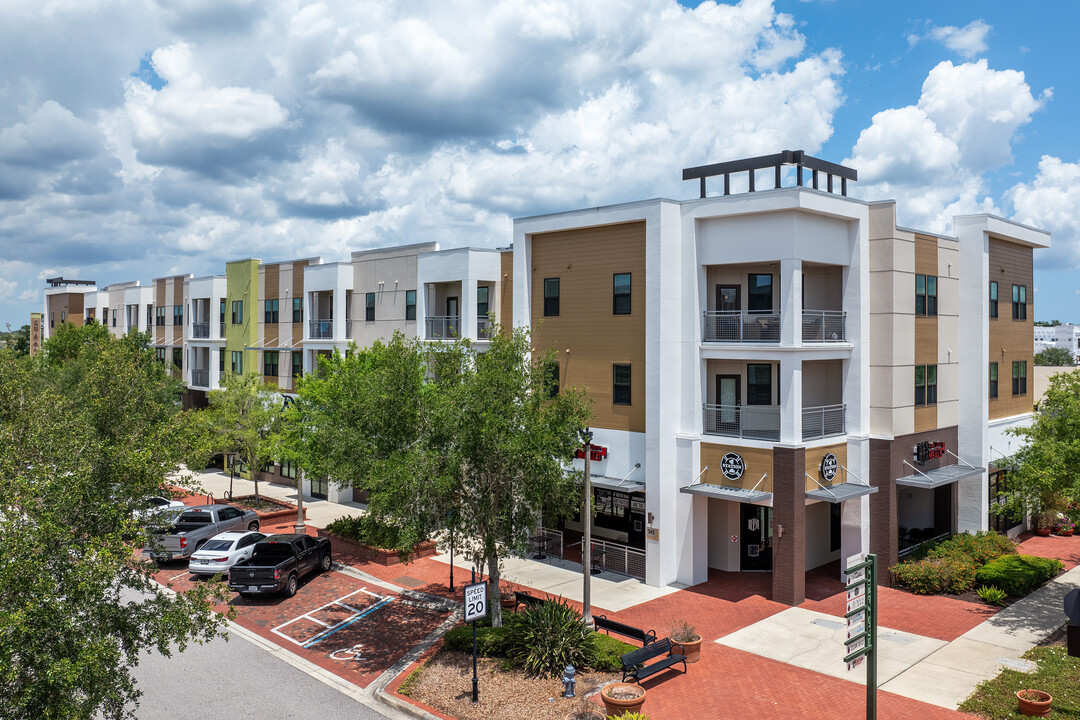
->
[780,357,803,443]
[840,436,871,578]
[461,280,476,340]
[334,288,347,343]
[780,258,803,347]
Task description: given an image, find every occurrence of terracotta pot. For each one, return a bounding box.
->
[600,682,646,716]
[1016,689,1052,717]
[672,633,702,663]
[500,594,516,609]
[563,710,605,720]
[1054,528,1074,537]
[1035,528,1052,537]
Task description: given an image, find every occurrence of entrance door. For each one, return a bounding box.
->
[446,297,459,337]
[715,285,740,312]
[715,374,741,433]
[740,504,773,571]
[311,476,328,500]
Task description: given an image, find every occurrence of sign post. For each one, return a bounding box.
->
[844,553,877,720]
[464,575,488,703]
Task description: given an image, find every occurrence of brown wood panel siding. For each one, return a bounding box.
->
[803,443,847,492]
[265,323,279,347]
[155,280,166,344]
[700,442,773,494]
[70,294,84,325]
[172,276,185,344]
[265,264,279,303]
[530,222,646,433]
[989,238,1034,419]
[913,235,938,431]
[500,250,513,331]
[914,404,937,433]
[292,260,308,341]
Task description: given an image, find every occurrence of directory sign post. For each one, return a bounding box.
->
[844,553,878,720]
[464,578,488,702]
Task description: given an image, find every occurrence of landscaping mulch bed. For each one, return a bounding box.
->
[400,651,617,720]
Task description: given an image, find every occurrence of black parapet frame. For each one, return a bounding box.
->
[683,150,857,199]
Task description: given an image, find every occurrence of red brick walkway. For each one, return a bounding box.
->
[1015,530,1080,569]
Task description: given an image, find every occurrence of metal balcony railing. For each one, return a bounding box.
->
[703,311,780,342]
[309,319,333,339]
[345,319,352,339]
[477,316,492,339]
[192,322,210,339]
[219,322,225,338]
[190,369,209,387]
[801,404,846,441]
[426,316,460,340]
[802,310,846,342]
[703,404,780,441]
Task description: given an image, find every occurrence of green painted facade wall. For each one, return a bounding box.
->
[225,259,259,376]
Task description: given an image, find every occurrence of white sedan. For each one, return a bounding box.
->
[187,531,267,576]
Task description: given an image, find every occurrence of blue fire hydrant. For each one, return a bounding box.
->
[561,665,576,698]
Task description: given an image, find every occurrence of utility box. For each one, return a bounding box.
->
[1064,589,1080,658]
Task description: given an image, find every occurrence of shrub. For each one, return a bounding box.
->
[892,556,978,595]
[611,714,650,720]
[975,585,1007,606]
[442,617,516,657]
[975,555,1063,597]
[668,620,698,642]
[926,531,1016,566]
[325,514,403,549]
[588,633,636,672]
[505,598,595,677]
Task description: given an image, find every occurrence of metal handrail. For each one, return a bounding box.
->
[190,369,209,387]
[801,310,846,342]
[309,319,333,339]
[703,311,780,342]
[426,315,460,340]
[192,322,210,339]
[702,403,780,441]
[476,316,492,339]
[801,403,846,440]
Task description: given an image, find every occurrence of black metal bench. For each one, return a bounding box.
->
[594,614,656,646]
[514,590,546,612]
[619,637,687,682]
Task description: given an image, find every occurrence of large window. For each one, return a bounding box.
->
[989,362,998,399]
[220,299,226,325]
[292,297,302,324]
[747,364,772,405]
[173,305,183,326]
[1012,360,1027,395]
[264,351,278,377]
[747,274,773,312]
[477,286,489,318]
[291,351,302,379]
[264,299,278,324]
[231,351,243,374]
[544,278,560,317]
[613,364,631,405]
[989,281,998,319]
[219,350,224,373]
[112,309,117,327]
[155,347,166,363]
[1012,285,1027,320]
[281,460,297,480]
[231,300,244,325]
[365,292,375,321]
[156,306,166,326]
[915,365,937,406]
[405,290,416,321]
[613,273,631,315]
[172,348,182,369]
[916,275,938,316]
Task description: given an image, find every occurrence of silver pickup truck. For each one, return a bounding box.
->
[147,504,260,562]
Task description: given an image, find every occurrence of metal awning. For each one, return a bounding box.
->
[896,464,983,489]
[590,474,645,494]
[805,482,879,504]
[680,483,772,504]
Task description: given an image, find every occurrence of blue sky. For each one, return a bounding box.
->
[1,0,1078,327]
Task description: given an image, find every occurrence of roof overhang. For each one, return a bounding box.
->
[805,482,879,504]
[590,475,645,494]
[896,464,983,489]
[680,483,772,504]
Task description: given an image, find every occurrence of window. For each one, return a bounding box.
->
[613,273,631,315]
[366,292,375,322]
[915,364,937,406]
[989,362,998,399]
[281,460,297,479]
[545,361,559,398]
[219,350,225,373]
[989,281,998,319]
[101,307,106,321]
[172,305,183,326]
[916,275,938,316]
[613,364,631,405]
[543,278,560,316]
[172,348,182,369]
[292,297,302,324]
[220,299,226,324]
[1012,361,1027,395]
[404,290,416,321]
[50,312,54,328]
[477,286,489,319]
[155,347,166,363]
[1012,285,1027,320]
[291,351,302,379]
[264,299,278,324]
[156,306,166,326]
[147,305,153,328]
[747,364,772,405]
[112,309,117,327]
[264,351,278,377]
[231,351,243,374]
[232,300,243,324]
[748,274,773,312]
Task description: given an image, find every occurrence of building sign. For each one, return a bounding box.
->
[575,444,608,462]
[820,453,838,481]
[914,440,946,466]
[720,452,745,481]
[29,313,42,357]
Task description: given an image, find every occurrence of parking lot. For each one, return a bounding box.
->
[151,561,451,688]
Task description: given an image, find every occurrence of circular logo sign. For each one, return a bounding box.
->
[720,452,745,481]
[820,453,838,481]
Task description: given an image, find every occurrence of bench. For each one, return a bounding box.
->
[514,590,546,612]
[594,614,656,646]
[619,637,687,683]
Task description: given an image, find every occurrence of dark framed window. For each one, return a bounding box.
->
[405,290,416,321]
[172,348,182,369]
[264,351,278,377]
[291,351,302,379]
[264,299,278,324]
[915,365,937,406]
[989,281,998,319]
[915,365,925,406]
[281,460,297,479]
[366,292,375,322]
[155,347,166,363]
[1012,285,1027,320]
[173,304,183,326]
[156,306,166,326]
[292,297,302,324]
[747,363,772,405]
[989,362,998,399]
[231,351,242,374]
[545,361,559,398]
[1012,360,1027,395]
[219,350,225,373]
[477,286,489,318]
[613,364,631,405]
[232,300,243,324]
[613,273,631,315]
[747,274,773,312]
[101,307,107,321]
[916,275,938,316]
[112,309,117,327]
[544,278,560,317]
[147,305,153,328]
[220,299,226,324]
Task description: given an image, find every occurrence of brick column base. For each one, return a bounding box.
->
[772,446,806,606]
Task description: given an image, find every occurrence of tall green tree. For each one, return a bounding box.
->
[0,327,231,720]
[1034,347,1074,366]
[1,324,30,356]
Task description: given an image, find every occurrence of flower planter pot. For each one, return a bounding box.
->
[672,633,702,663]
[1054,528,1074,537]
[500,594,517,610]
[1016,689,1052,717]
[563,709,605,720]
[1034,528,1052,537]
[600,682,646,716]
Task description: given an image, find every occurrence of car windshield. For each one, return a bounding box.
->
[200,540,234,552]
[178,512,212,525]
[147,497,168,507]
[251,543,295,561]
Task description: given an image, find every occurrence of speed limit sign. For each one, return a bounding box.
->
[464,581,488,622]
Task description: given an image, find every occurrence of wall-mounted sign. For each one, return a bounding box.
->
[575,444,608,462]
[720,452,745,480]
[914,440,946,466]
[630,497,646,512]
[820,453,838,481]
[646,527,659,541]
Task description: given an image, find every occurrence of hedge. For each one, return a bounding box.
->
[974,555,1063,597]
[892,531,1017,595]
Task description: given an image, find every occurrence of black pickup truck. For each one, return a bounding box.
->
[228,534,332,597]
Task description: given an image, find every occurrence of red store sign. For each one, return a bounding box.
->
[575,444,608,462]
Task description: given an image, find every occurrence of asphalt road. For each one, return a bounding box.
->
[127,625,394,720]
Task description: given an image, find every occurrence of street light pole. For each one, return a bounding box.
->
[581,428,593,626]
[294,470,306,534]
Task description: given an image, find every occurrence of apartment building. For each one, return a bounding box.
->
[44,276,95,331]
[513,151,1048,604]
[416,246,504,343]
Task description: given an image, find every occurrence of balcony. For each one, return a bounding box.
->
[703,311,780,343]
[346,319,352,339]
[190,369,209,387]
[426,316,460,340]
[802,311,846,342]
[219,322,225,338]
[192,322,210,339]
[309,319,333,339]
[477,316,492,339]
[801,404,846,441]
[703,404,780,442]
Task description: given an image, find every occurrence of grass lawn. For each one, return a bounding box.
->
[959,645,1080,719]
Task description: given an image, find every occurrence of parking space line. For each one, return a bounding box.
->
[169,570,191,582]
[302,597,393,649]
[270,587,391,648]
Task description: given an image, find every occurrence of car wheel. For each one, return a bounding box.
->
[284,574,298,598]
[320,553,332,573]
[248,521,260,532]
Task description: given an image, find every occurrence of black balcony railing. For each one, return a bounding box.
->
[190,369,209,387]
[309,319,333,339]
[192,322,210,339]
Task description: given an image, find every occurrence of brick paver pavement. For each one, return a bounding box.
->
[1015,530,1080,569]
